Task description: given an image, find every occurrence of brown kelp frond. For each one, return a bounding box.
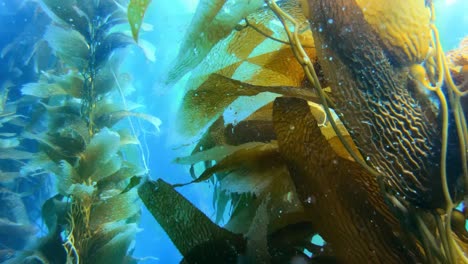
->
[177,73,318,137]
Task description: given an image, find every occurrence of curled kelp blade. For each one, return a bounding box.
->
[138,179,247,263]
[272,96,422,263]
[304,0,456,208]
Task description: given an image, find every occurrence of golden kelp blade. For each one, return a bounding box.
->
[128,0,152,42]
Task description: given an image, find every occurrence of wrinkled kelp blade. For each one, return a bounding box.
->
[127,0,152,42]
[138,179,246,262]
[272,96,419,262]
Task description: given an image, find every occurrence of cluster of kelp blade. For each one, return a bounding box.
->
[135,0,468,263]
[1,0,158,263]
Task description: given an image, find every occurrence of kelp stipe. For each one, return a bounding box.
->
[6,0,158,263]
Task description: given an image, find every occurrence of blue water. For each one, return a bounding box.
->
[0,0,467,263]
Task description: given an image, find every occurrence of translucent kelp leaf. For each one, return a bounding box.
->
[175,142,265,165]
[89,189,139,229]
[38,0,90,37]
[165,0,263,86]
[181,142,287,197]
[95,110,161,132]
[185,0,314,90]
[44,25,89,70]
[117,129,140,145]
[55,160,79,195]
[0,138,19,149]
[138,179,246,262]
[177,73,317,137]
[95,32,134,67]
[127,0,152,42]
[0,149,33,160]
[0,171,18,184]
[21,83,66,98]
[92,54,133,96]
[92,223,138,264]
[89,156,122,183]
[0,113,26,129]
[97,163,144,191]
[78,128,120,178]
[22,71,84,98]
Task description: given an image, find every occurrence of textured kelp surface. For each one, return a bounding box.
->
[1,0,467,263]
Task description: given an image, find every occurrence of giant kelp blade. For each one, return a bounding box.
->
[177,73,318,137]
[78,128,121,178]
[272,97,420,262]
[91,223,139,264]
[138,179,246,262]
[165,0,265,86]
[127,0,152,42]
[89,189,140,230]
[43,25,89,70]
[38,0,90,36]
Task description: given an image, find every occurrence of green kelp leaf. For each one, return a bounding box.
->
[97,162,144,191]
[93,54,132,95]
[0,149,34,160]
[44,25,89,70]
[96,110,161,132]
[21,82,67,98]
[0,171,18,184]
[22,131,77,162]
[55,160,80,195]
[127,0,152,42]
[89,156,122,183]
[165,0,265,86]
[89,189,140,229]
[0,138,19,149]
[95,33,134,67]
[138,179,246,262]
[42,194,68,232]
[78,128,121,178]
[117,129,140,145]
[38,0,90,36]
[92,223,138,264]
[177,73,318,137]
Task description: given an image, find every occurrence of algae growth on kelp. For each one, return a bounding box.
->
[0,0,467,263]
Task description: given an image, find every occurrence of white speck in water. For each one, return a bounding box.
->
[289,125,295,130]
[327,18,334,24]
[318,27,323,32]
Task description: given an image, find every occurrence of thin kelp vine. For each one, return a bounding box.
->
[5,0,158,263]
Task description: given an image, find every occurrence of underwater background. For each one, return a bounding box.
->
[1,0,468,263]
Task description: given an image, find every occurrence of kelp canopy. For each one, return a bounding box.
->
[139,0,468,263]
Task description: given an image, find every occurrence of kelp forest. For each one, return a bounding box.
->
[0,0,467,263]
